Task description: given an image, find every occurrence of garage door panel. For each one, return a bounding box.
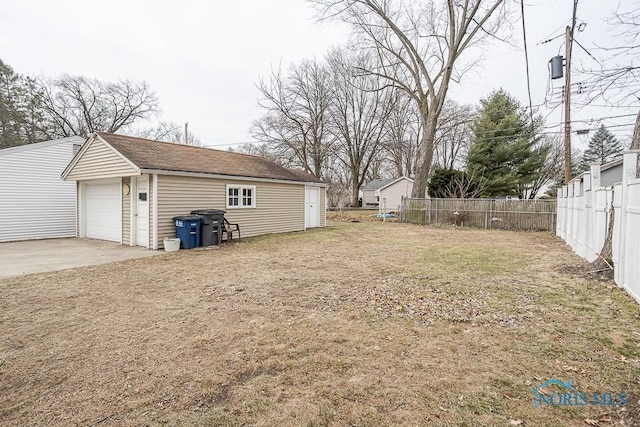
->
[85,181,121,242]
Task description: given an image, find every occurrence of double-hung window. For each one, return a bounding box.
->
[226,184,256,209]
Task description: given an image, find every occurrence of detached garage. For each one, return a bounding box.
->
[61,132,327,249]
[0,136,85,242]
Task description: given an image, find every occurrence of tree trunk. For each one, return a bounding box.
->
[411,114,437,198]
[632,111,640,150]
[631,110,640,177]
[352,179,360,208]
[592,111,639,275]
[592,203,615,277]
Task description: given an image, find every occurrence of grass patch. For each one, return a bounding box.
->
[1,221,639,425]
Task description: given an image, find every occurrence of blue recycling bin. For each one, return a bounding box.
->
[172,215,202,249]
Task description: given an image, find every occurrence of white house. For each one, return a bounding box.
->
[0,136,85,242]
[362,177,414,213]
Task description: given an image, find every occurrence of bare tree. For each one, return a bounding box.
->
[608,2,640,165]
[39,75,159,138]
[520,136,562,199]
[433,101,475,170]
[323,152,353,207]
[136,121,203,146]
[229,141,288,164]
[251,60,334,178]
[384,90,421,177]
[312,0,512,197]
[327,49,395,206]
[365,149,392,182]
[577,3,640,153]
[444,170,487,199]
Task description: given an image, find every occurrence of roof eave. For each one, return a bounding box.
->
[377,176,414,192]
[140,168,329,187]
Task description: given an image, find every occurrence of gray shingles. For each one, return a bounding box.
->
[362,178,395,191]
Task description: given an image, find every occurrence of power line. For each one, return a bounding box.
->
[205,111,639,148]
[213,121,637,150]
[536,18,573,45]
[520,0,535,134]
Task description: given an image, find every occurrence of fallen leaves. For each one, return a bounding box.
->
[584,414,615,425]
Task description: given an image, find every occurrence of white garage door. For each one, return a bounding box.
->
[85,180,121,242]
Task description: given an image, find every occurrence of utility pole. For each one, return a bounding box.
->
[563,26,572,185]
[563,0,579,185]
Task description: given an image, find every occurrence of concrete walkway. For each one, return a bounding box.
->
[0,238,162,279]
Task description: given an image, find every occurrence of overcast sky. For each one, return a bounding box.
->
[1,1,637,152]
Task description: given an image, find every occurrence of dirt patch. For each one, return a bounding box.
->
[1,223,639,426]
[556,260,615,282]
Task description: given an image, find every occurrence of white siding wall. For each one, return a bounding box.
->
[379,179,414,214]
[362,189,377,206]
[0,137,84,242]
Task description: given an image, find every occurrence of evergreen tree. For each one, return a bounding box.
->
[0,59,26,148]
[466,89,547,198]
[0,59,49,148]
[579,125,623,171]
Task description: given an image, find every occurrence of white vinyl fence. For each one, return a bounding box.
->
[557,150,640,303]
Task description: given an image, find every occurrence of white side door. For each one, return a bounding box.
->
[136,176,149,248]
[305,186,320,229]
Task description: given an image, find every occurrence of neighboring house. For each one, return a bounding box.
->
[61,132,327,249]
[362,178,395,207]
[0,136,85,242]
[362,177,414,213]
[600,157,623,187]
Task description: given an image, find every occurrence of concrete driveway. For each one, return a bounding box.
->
[0,238,162,279]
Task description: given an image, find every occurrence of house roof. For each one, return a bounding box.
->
[378,176,414,192]
[0,136,85,156]
[362,178,396,191]
[94,132,323,184]
[600,156,623,172]
[363,176,414,192]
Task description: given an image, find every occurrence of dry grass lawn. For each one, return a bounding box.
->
[1,215,639,426]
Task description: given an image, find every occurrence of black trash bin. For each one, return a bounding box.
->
[172,215,202,249]
[190,209,226,246]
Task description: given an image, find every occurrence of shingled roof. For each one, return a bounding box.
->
[362,178,395,191]
[96,132,323,184]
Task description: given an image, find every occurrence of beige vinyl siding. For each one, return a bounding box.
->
[148,175,154,249]
[156,175,305,248]
[320,187,326,227]
[76,181,80,236]
[65,138,138,180]
[122,177,131,245]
